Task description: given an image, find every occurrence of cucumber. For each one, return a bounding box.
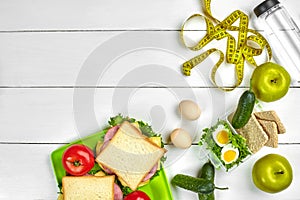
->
[198,162,215,200]
[199,162,215,180]
[171,174,215,194]
[231,90,256,129]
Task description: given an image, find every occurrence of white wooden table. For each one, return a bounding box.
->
[0,0,300,199]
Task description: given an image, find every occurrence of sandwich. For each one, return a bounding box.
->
[62,175,115,200]
[96,120,166,191]
[59,114,167,199]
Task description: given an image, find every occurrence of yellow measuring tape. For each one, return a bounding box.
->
[181,0,272,91]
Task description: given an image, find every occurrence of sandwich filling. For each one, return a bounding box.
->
[96,119,166,191]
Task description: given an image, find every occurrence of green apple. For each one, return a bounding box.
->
[250,62,291,102]
[252,154,293,193]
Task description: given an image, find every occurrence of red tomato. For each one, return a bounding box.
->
[62,144,95,176]
[124,191,151,200]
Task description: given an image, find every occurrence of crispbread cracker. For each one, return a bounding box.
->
[254,111,286,134]
[234,114,268,153]
[257,119,278,148]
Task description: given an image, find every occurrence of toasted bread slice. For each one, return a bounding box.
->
[96,121,166,191]
[62,175,114,200]
[257,119,278,148]
[234,114,268,153]
[254,111,286,134]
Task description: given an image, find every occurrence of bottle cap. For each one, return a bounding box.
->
[253,0,280,17]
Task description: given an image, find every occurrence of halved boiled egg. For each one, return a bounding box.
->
[221,144,239,164]
[212,125,230,147]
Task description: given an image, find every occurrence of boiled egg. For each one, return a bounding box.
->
[178,100,201,121]
[221,144,239,164]
[170,128,192,149]
[212,125,230,147]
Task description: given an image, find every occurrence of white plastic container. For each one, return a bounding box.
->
[198,118,252,172]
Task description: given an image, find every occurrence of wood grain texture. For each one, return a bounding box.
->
[0,88,298,143]
[0,0,299,31]
[0,144,59,200]
[0,144,299,200]
[1,0,300,199]
[0,31,256,87]
[0,31,298,87]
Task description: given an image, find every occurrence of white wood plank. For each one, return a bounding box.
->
[0,144,60,200]
[1,31,299,87]
[0,0,197,31]
[0,143,299,199]
[0,32,119,86]
[0,31,227,87]
[0,0,299,31]
[0,88,299,144]
[0,31,212,87]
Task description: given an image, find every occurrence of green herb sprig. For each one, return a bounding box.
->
[199,120,252,171]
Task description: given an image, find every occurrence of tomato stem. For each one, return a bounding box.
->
[73,160,81,167]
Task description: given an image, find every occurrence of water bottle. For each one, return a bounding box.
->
[253,0,300,84]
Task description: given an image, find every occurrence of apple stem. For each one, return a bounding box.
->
[271,79,277,83]
[274,171,284,175]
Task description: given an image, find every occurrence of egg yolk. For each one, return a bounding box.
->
[223,150,237,162]
[217,130,229,145]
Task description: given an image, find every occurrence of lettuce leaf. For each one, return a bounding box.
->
[108,114,160,138]
[199,120,251,171]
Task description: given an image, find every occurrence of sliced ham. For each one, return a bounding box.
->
[104,125,120,142]
[114,183,123,200]
[142,163,158,182]
[101,126,120,152]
